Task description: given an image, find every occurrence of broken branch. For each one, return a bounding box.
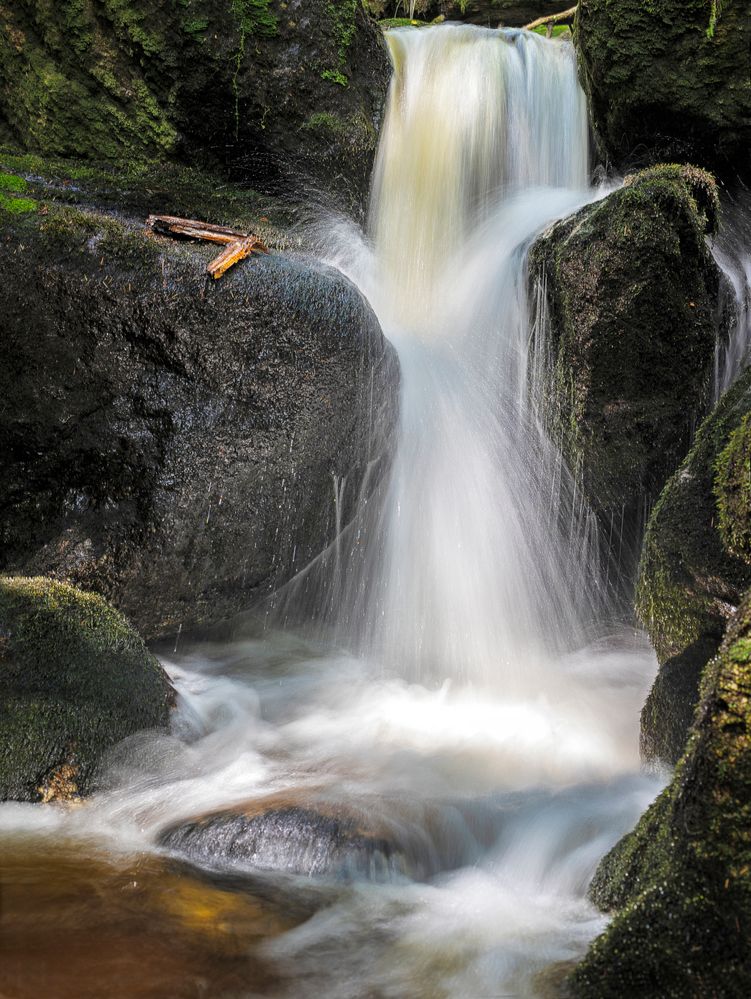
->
[146,214,268,279]
[524,5,577,31]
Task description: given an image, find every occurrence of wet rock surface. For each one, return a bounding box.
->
[576,0,751,180]
[636,367,751,764]
[571,592,751,999]
[0,576,173,802]
[0,0,390,212]
[528,164,721,582]
[0,189,399,640]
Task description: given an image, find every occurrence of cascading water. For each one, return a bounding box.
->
[0,26,663,999]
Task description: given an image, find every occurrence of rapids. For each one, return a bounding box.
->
[0,25,664,999]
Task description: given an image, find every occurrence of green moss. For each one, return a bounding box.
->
[715,413,751,562]
[0,171,28,193]
[0,576,172,802]
[531,25,572,38]
[0,192,36,216]
[571,592,751,997]
[321,0,359,87]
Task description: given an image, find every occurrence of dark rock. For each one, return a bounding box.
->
[528,164,721,585]
[365,2,574,26]
[0,575,173,802]
[0,0,391,211]
[575,0,751,180]
[637,367,751,764]
[570,591,751,999]
[0,190,399,640]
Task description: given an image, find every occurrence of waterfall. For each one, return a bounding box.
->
[295,25,603,689]
[713,189,751,397]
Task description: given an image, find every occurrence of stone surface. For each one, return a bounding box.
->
[0,167,399,640]
[0,576,173,802]
[575,0,751,180]
[528,165,721,583]
[637,367,751,764]
[571,591,751,998]
[0,0,391,212]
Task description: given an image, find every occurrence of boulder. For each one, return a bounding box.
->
[637,367,751,764]
[570,591,751,998]
[0,575,173,802]
[0,164,399,640]
[575,0,751,180]
[528,165,721,582]
[0,0,391,211]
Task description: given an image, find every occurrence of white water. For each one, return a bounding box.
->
[713,188,751,397]
[0,26,662,999]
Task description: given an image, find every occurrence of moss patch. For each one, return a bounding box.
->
[571,591,751,997]
[0,576,172,802]
[715,413,751,563]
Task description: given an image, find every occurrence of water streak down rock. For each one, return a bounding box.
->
[0,203,398,640]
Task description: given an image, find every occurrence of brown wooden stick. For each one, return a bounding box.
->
[146,214,269,278]
[524,5,577,30]
[207,236,267,280]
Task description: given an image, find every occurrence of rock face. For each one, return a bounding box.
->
[575,0,751,179]
[0,576,173,802]
[636,368,751,764]
[571,592,751,999]
[528,165,721,581]
[0,178,399,640]
[0,0,391,211]
[365,1,573,25]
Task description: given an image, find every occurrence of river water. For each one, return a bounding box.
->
[0,26,663,999]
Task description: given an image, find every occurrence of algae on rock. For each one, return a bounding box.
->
[571,591,751,998]
[0,576,172,802]
[637,367,751,764]
[575,0,751,180]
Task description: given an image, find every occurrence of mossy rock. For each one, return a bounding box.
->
[0,576,173,802]
[637,366,751,764]
[0,167,398,640]
[570,591,751,998]
[575,0,751,180]
[0,0,390,212]
[528,164,721,584]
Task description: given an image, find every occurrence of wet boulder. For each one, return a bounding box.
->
[0,0,390,211]
[528,164,721,581]
[0,180,399,640]
[636,367,751,765]
[575,0,751,180]
[570,591,751,998]
[0,576,173,802]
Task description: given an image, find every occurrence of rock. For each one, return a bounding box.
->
[365,2,574,27]
[575,0,751,180]
[0,0,391,211]
[637,367,751,764]
[528,164,721,581]
[570,591,751,999]
[0,166,399,640]
[0,576,173,802]
[160,795,419,882]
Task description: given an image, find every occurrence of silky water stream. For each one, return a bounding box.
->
[0,26,664,999]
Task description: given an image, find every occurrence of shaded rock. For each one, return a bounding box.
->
[570,591,751,999]
[0,0,390,211]
[366,2,574,26]
[0,576,173,802]
[575,0,751,180]
[637,367,751,764]
[0,178,399,640]
[528,164,721,583]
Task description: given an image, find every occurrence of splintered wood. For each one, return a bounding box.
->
[146,214,268,279]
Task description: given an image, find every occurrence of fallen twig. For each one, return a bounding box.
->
[146,214,268,279]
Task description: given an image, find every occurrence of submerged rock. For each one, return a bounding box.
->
[575,0,751,179]
[637,367,751,764]
[0,0,390,211]
[0,175,399,640]
[571,592,751,998]
[528,164,721,581]
[0,576,172,802]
